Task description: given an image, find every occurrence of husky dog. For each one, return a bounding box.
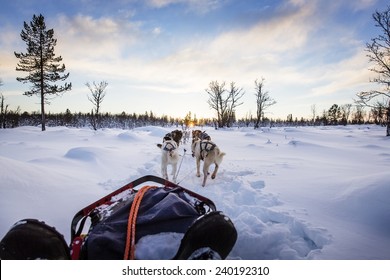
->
[191,139,225,187]
[192,130,211,143]
[158,139,180,182]
[157,130,183,149]
[182,129,191,144]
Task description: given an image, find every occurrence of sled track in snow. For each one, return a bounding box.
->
[99,148,332,260]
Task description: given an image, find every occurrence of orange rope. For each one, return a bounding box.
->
[124,185,156,260]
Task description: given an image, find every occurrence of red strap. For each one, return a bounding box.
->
[123,186,157,260]
[71,236,84,260]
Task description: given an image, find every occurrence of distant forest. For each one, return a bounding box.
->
[0,103,388,130]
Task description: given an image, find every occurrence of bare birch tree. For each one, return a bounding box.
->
[225,82,245,127]
[205,80,244,128]
[254,77,276,129]
[86,81,108,130]
[357,6,390,136]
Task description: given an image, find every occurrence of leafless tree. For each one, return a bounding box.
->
[357,6,390,135]
[370,99,388,124]
[225,82,245,126]
[86,81,108,130]
[254,77,276,129]
[352,105,366,124]
[206,80,245,128]
[311,104,316,124]
[206,81,226,128]
[340,104,353,125]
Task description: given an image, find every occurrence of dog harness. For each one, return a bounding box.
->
[163,133,173,142]
[163,141,177,157]
[199,141,216,160]
[200,132,210,140]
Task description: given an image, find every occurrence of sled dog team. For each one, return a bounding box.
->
[157,129,225,187]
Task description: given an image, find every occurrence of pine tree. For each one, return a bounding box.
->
[15,14,71,131]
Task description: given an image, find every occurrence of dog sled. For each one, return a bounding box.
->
[0,175,237,260]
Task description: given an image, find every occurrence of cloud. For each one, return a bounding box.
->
[59,0,368,103]
[350,0,378,12]
[152,26,162,35]
[305,50,372,99]
[54,14,141,60]
[146,0,222,14]
[0,27,21,80]
[141,0,320,87]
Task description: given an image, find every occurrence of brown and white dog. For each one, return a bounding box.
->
[192,130,211,143]
[191,139,225,187]
[158,139,180,182]
[157,130,183,149]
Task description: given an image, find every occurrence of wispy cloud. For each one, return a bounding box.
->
[51,1,372,113]
[55,14,141,59]
[146,0,223,14]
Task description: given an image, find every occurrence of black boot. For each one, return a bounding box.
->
[173,211,237,260]
[0,219,70,260]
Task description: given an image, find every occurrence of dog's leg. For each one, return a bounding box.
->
[202,160,211,187]
[211,151,225,180]
[161,154,168,180]
[202,176,207,187]
[211,163,219,179]
[162,166,168,180]
[171,162,178,182]
[196,157,201,177]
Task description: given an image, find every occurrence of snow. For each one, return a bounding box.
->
[0,125,389,260]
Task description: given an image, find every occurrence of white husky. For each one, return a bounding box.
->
[191,139,226,187]
[158,139,180,182]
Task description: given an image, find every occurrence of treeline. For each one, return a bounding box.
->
[236,103,388,128]
[0,103,387,130]
[0,109,215,129]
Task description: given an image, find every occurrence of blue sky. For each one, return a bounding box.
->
[0,0,388,120]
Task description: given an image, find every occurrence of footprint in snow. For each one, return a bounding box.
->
[250,180,265,190]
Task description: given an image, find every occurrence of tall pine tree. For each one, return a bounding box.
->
[15,14,71,131]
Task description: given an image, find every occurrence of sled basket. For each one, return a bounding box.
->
[70,175,236,260]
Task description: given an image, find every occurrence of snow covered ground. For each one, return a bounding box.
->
[0,124,389,260]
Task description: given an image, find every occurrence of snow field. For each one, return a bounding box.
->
[0,125,389,259]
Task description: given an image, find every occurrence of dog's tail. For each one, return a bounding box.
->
[216,151,226,165]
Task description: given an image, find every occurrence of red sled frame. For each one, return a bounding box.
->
[70,175,216,244]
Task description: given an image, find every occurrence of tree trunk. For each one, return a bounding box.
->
[40,33,45,132]
[41,91,45,131]
[387,102,390,136]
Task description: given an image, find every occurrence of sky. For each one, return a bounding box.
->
[0,0,388,120]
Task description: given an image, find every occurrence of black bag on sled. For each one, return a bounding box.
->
[0,175,237,260]
[70,175,237,260]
